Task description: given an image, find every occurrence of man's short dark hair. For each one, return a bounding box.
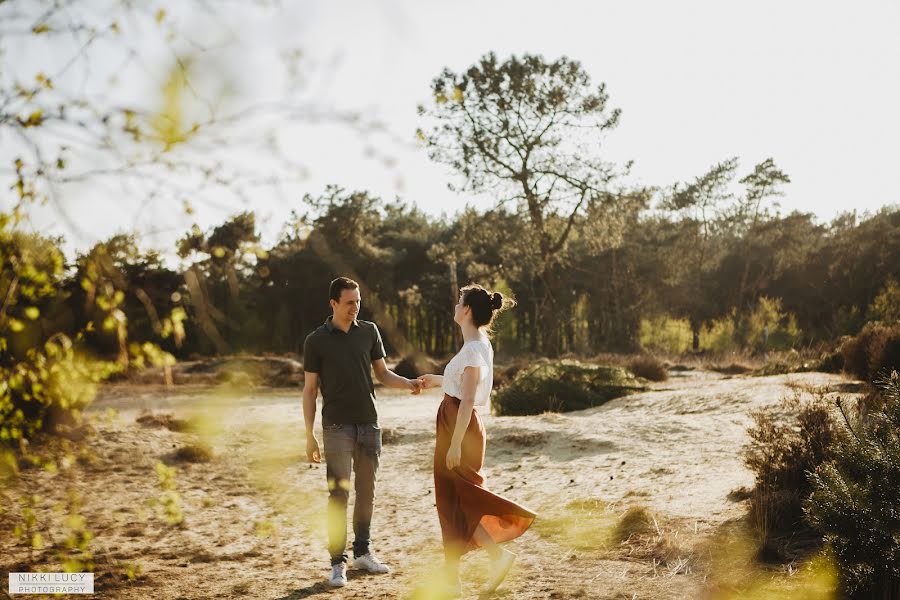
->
[329,277,359,302]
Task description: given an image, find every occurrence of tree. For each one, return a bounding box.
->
[69,235,183,358]
[663,158,739,350]
[729,158,791,320]
[419,52,629,355]
[1,0,387,240]
[177,212,262,353]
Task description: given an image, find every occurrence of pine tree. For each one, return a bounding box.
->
[807,371,900,599]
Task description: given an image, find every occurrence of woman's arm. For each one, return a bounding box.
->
[446,366,479,470]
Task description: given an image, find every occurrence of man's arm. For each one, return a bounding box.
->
[372,358,422,394]
[302,371,321,462]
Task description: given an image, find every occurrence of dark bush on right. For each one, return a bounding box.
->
[491,359,645,416]
[842,322,900,382]
[808,373,900,598]
[627,355,668,382]
[743,392,842,561]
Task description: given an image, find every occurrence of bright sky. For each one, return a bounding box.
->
[5,0,899,256]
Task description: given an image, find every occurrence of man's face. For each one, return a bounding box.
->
[331,287,361,321]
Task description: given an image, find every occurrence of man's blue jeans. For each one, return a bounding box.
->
[322,423,382,566]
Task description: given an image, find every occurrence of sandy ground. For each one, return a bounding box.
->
[0,370,856,599]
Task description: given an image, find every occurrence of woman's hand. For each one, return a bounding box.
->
[418,374,441,389]
[446,444,462,470]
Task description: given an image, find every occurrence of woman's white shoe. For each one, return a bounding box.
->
[483,549,516,593]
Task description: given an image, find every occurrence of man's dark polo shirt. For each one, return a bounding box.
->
[302,317,386,426]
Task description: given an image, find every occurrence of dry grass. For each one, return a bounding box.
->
[532,497,692,577]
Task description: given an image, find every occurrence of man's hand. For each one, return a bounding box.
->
[407,377,423,395]
[418,374,440,389]
[446,444,462,470]
[306,434,321,463]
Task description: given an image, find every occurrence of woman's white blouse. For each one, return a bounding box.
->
[441,338,494,406]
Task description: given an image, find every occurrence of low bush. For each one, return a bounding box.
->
[491,359,645,416]
[172,443,213,463]
[627,355,668,382]
[743,391,842,561]
[841,322,900,382]
[815,346,845,374]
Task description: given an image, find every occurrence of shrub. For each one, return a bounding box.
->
[1,214,180,467]
[841,322,900,382]
[392,357,418,379]
[815,346,845,374]
[807,373,900,598]
[712,362,754,375]
[136,413,196,433]
[868,278,900,324]
[491,359,645,416]
[744,391,841,561]
[392,355,445,380]
[172,443,213,463]
[866,325,900,381]
[639,315,692,354]
[701,317,739,353]
[627,355,668,382]
[735,296,803,352]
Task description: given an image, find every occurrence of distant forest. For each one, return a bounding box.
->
[3,194,898,363]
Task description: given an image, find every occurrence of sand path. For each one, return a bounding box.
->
[0,370,852,599]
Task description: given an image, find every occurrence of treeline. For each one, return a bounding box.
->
[2,194,898,365]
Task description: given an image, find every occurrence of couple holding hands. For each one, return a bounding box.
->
[302,277,535,596]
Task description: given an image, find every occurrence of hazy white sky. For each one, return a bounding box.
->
[6,0,899,255]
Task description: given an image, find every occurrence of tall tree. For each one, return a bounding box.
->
[177,212,261,353]
[664,158,738,350]
[419,52,628,355]
[730,159,791,319]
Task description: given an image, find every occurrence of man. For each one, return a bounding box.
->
[302,276,422,588]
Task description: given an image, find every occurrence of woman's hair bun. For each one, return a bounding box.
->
[490,292,503,310]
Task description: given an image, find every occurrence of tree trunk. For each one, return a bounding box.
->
[449,257,461,350]
[539,266,560,357]
[691,318,701,352]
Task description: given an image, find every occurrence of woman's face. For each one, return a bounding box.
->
[453,294,471,325]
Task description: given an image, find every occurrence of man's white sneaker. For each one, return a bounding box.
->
[484,548,516,593]
[328,563,347,587]
[352,552,390,574]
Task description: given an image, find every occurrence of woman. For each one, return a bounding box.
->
[418,284,536,596]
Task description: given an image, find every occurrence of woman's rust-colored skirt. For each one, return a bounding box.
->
[434,394,536,558]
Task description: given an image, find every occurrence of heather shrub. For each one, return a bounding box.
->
[744,391,842,561]
[492,359,645,416]
[841,322,900,382]
[627,355,668,382]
